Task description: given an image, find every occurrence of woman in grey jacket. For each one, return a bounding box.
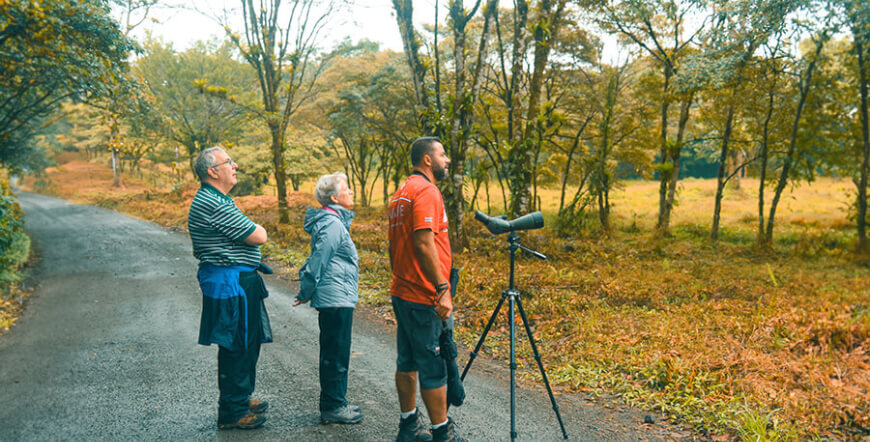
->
[294,172,362,425]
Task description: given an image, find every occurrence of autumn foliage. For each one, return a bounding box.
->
[20,155,869,439]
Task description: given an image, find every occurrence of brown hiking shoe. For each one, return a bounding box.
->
[249,399,269,414]
[218,412,266,430]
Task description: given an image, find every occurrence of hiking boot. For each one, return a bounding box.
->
[218,412,266,430]
[249,399,269,414]
[431,418,467,442]
[396,410,432,441]
[321,404,363,425]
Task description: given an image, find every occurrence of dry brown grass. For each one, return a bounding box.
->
[19,155,869,439]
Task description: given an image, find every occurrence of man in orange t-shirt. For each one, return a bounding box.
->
[388,137,465,441]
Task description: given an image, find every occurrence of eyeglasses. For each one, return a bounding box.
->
[211,158,235,169]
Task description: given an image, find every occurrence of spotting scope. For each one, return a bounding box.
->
[474,210,544,235]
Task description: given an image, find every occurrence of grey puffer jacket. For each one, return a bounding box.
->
[297,205,359,308]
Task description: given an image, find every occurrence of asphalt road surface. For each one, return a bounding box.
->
[0,192,688,441]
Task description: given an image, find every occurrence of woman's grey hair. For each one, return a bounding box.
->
[315,172,348,206]
[194,146,226,182]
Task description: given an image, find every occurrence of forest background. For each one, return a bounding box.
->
[2,0,869,439]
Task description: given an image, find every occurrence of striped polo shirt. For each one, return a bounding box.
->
[188,184,261,267]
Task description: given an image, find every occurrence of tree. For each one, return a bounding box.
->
[321,47,417,207]
[763,12,834,245]
[842,0,870,251]
[705,0,794,240]
[220,0,341,223]
[597,0,708,237]
[584,60,644,232]
[134,38,254,175]
[747,34,791,246]
[104,0,158,187]
[0,0,134,171]
[393,0,497,248]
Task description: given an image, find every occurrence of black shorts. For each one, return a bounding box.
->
[392,296,451,390]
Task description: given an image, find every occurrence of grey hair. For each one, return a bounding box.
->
[314,172,348,206]
[194,146,226,182]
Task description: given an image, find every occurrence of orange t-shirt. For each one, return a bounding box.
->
[388,174,452,305]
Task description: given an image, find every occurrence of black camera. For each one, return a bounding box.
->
[474,210,544,235]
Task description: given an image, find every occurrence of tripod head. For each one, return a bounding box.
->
[507,232,547,261]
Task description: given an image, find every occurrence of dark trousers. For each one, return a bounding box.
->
[217,272,263,422]
[317,307,354,411]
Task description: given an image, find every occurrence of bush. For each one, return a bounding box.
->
[0,170,30,334]
[0,173,27,281]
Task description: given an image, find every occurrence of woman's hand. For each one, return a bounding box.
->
[293,298,309,307]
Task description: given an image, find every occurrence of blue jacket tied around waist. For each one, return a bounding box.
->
[198,264,273,352]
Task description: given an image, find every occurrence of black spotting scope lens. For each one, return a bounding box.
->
[475,210,544,235]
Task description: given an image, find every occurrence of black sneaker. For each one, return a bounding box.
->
[321,404,363,425]
[396,410,433,441]
[431,418,467,442]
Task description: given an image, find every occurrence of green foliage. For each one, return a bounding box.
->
[0,0,135,170]
[734,406,802,441]
[0,172,28,288]
[316,47,417,206]
[230,140,274,196]
[134,38,256,174]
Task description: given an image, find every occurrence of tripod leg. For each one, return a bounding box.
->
[460,292,507,381]
[515,296,569,440]
[509,294,517,441]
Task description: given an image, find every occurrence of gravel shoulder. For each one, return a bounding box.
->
[0,192,694,441]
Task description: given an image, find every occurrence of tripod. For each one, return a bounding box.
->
[460,232,568,441]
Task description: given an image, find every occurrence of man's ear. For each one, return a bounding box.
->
[206,166,219,180]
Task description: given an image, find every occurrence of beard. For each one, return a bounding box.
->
[433,163,448,181]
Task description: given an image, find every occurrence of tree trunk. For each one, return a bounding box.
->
[597,133,611,232]
[712,104,735,240]
[757,69,778,246]
[444,0,493,250]
[268,123,289,223]
[856,38,870,251]
[508,0,565,217]
[111,148,121,187]
[505,0,531,217]
[559,128,585,213]
[444,0,470,251]
[393,0,431,131]
[765,38,826,244]
[655,64,673,236]
[596,80,616,231]
[660,92,692,237]
[382,159,390,206]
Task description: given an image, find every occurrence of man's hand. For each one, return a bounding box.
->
[435,292,452,321]
[293,298,309,307]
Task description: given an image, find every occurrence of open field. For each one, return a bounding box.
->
[19,155,870,440]
[278,174,854,244]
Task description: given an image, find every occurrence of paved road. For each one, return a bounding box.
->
[0,192,682,441]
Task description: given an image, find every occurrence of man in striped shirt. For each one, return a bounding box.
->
[188,146,272,430]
